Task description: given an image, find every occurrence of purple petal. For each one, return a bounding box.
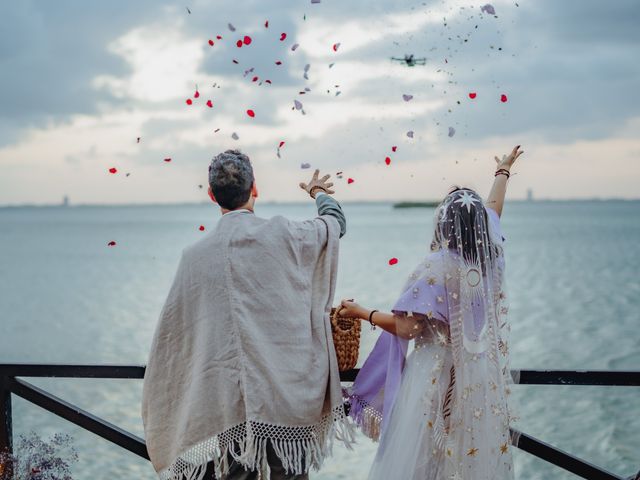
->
[448,126,456,137]
[402,94,413,102]
[406,130,414,138]
[301,162,311,169]
[294,100,303,110]
[228,23,236,32]
[480,4,496,15]
[231,132,239,140]
[291,43,300,51]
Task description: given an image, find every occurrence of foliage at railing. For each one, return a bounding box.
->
[0,432,77,480]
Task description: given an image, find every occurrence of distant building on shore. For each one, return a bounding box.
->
[527,189,534,202]
[62,195,69,207]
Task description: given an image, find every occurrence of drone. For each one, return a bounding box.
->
[391,54,426,67]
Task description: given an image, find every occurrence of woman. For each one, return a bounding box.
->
[339,146,523,480]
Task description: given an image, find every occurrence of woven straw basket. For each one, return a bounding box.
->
[330,307,361,372]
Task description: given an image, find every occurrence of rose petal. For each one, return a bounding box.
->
[236,40,243,48]
[406,130,414,138]
[199,225,205,231]
[232,132,239,140]
[232,59,239,64]
[228,23,236,32]
[402,94,413,102]
[275,60,282,65]
[385,157,391,165]
[280,32,287,41]
[301,163,311,169]
[294,100,303,110]
[265,79,272,84]
[107,241,117,247]
[216,35,222,40]
[265,20,269,28]
[208,39,214,46]
[311,0,321,3]
[448,126,456,137]
[332,42,341,52]
[388,257,398,266]
[186,98,193,105]
[247,109,255,117]
[194,89,200,98]
[291,43,299,51]
[206,100,213,108]
[347,178,354,184]
[391,146,397,152]
[279,141,285,148]
[252,76,258,82]
[108,167,117,174]
[480,4,496,15]
[164,158,172,162]
[469,92,477,99]
[243,35,252,45]
[500,94,508,103]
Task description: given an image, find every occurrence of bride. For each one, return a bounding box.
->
[339,146,523,480]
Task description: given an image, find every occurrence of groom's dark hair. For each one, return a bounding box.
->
[208,149,255,210]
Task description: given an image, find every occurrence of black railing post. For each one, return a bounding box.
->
[0,375,12,454]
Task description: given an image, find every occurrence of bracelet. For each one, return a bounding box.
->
[368,310,379,330]
[309,186,328,199]
[495,168,510,178]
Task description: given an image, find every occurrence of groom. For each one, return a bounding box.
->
[142,149,351,480]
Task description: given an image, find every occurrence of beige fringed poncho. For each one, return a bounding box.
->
[142,211,351,480]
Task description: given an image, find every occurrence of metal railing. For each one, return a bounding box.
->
[0,364,638,479]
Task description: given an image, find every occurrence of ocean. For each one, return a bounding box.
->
[0,201,638,479]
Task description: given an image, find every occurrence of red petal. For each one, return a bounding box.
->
[199,225,205,231]
[347,178,354,184]
[208,39,214,46]
[500,94,508,103]
[469,92,477,99]
[280,32,287,41]
[194,90,200,98]
[108,167,117,174]
[236,40,243,48]
[206,100,213,108]
[252,76,258,82]
[164,158,172,162]
[279,141,285,148]
[107,241,117,247]
[265,79,272,84]
[388,257,398,266]
[247,109,255,117]
[265,20,269,28]
[275,60,282,65]
[385,157,391,165]
[186,98,192,105]
[391,146,397,152]
[216,35,222,39]
[243,35,252,45]
[332,43,340,52]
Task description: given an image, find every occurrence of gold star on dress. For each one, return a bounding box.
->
[467,447,479,457]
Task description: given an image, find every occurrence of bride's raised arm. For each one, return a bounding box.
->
[486,145,524,217]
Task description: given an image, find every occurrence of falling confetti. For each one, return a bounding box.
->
[265,79,272,84]
[301,163,311,169]
[247,109,255,117]
[107,241,117,247]
[199,225,205,231]
[252,76,258,82]
[294,100,303,110]
[264,20,269,28]
[500,94,508,103]
[108,167,117,174]
[164,158,172,162]
[406,130,414,138]
[291,43,299,51]
[206,100,213,108]
[232,132,239,140]
[448,127,456,137]
[216,35,222,40]
[214,128,220,133]
[186,7,191,14]
[391,146,397,152]
[385,157,391,165]
[347,178,354,184]
[194,88,200,98]
[480,4,496,15]
[303,63,310,80]
[186,98,193,105]
[311,0,321,3]
[279,141,285,148]
[332,43,341,52]
[388,257,398,266]
[236,40,243,48]
[469,92,477,99]
[275,60,283,65]
[228,23,236,32]
[280,32,287,41]
[208,39,214,46]
[329,63,335,68]
[402,94,413,102]
[243,35,252,45]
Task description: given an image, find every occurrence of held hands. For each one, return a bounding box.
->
[495,145,524,171]
[299,169,335,199]
[338,299,368,320]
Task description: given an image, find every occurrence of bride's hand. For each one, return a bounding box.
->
[338,299,368,320]
[495,145,524,171]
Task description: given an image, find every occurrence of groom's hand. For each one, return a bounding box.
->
[300,169,335,199]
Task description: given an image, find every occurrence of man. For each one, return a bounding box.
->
[142,150,351,480]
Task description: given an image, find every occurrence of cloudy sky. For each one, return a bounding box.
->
[1,0,639,205]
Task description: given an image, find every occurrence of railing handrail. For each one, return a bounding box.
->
[1,363,638,480]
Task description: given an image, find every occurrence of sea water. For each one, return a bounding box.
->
[0,201,638,479]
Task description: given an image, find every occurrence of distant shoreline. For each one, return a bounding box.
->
[1,198,639,209]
